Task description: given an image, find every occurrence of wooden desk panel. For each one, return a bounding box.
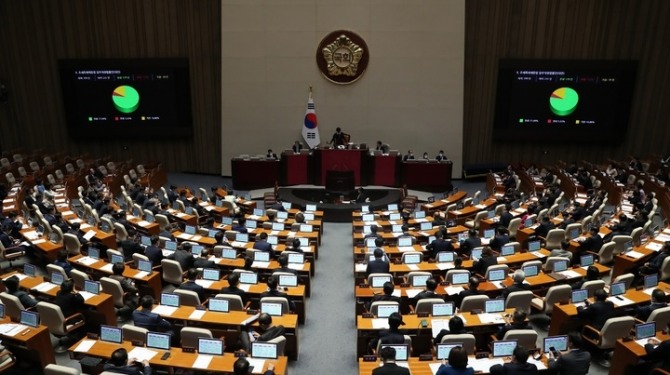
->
[610,330,670,375]
[401,161,453,191]
[231,159,280,190]
[0,317,56,367]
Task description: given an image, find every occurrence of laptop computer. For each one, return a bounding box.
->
[403,253,421,265]
[524,217,534,227]
[571,289,588,304]
[235,233,249,243]
[198,338,224,356]
[191,245,204,257]
[376,304,399,318]
[389,213,401,221]
[221,248,237,259]
[543,335,569,353]
[110,253,124,265]
[306,204,317,212]
[221,217,233,225]
[362,214,374,222]
[471,248,483,261]
[100,325,123,343]
[568,227,580,240]
[288,253,304,264]
[623,240,634,253]
[138,259,153,273]
[635,322,656,340]
[488,269,507,283]
[381,344,409,361]
[146,332,171,350]
[492,340,517,357]
[281,202,292,211]
[304,213,315,221]
[184,225,197,235]
[548,260,569,280]
[84,280,100,295]
[276,211,288,220]
[580,254,594,267]
[208,229,220,238]
[483,229,495,239]
[432,302,454,317]
[0,304,4,319]
[140,236,152,246]
[370,275,392,288]
[261,302,283,316]
[254,251,270,262]
[88,247,100,260]
[160,293,180,307]
[485,299,505,313]
[251,342,278,359]
[387,204,398,211]
[20,310,39,328]
[272,222,284,231]
[245,220,257,229]
[457,232,468,242]
[23,263,36,277]
[610,282,627,297]
[253,208,264,217]
[420,222,432,231]
[414,211,426,219]
[165,241,178,252]
[436,343,462,360]
[361,205,370,213]
[300,224,312,232]
[208,298,230,313]
[644,274,659,289]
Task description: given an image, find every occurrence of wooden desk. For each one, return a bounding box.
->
[19,228,63,261]
[281,152,311,185]
[0,317,56,367]
[421,191,467,214]
[371,154,400,186]
[401,161,453,191]
[358,356,549,375]
[447,199,498,225]
[68,255,163,299]
[69,338,288,373]
[231,158,281,190]
[611,330,670,375]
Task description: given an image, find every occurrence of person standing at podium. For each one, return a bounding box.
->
[292,140,303,153]
[330,127,346,147]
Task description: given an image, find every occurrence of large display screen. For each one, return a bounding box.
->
[493,60,637,142]
[58,58,193,138]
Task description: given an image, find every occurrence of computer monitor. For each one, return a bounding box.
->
[304,213,315,221]
[202,268,220,281]
[398,237,413,247]
[100,325,123,344]
[288,253,304,264]
[244,193,252,201]
[552,260,568,272]
[543,335,569,353]
[138,259,153,273]
[528,240,541,252]
[360,205,369,213]
[144,214,155,224]
[389,213,401,221]
[191,245,204,257]
[208,229,220,238]
[387,204,398,211]
[403,253,421,265]
[239,272,258,285]
[198,338,224,356]
[471,248,483,261]
[483,229,495,239]
[414,211,426,219]
[644,274,659,289]
[221,217,233,225]
[568,227,580,240]
[381,344,408,361]
[282,202,292,210]
[23,263,36,277]
[246,220,257,229]
[437,252,454,263]
[20,310,39,328]
[362,214,374,222]
[492,340,517,357]
[363,225,372,234]
[221,248,237,259]
[235,233,249,243]
[299,224,312,232]
[524,217,534,227]
[522,265,539,277]
[511,200,521,209]
[501,244,515,256]
[436,343,462,360]
[100,222,111,233]
[487,210,496,219]
[49,231,60,242]
[452,273,469,285]
[278,274,298,287]
[432,302,454,317]
[390,225,402,234]
[84,280,100,295]
[110,254,124,265]
[420,222,432,231]
[272,222,284,231]
[624,240,634,253]
[185,207,194,216]
[485,299,505,313]
[428,235,436,244]
[253,208,265,217]
[185,225,197,235]
[610,282,626,296]
[165,241,178,251]
[251,342,278,359]
[298,238,309,247]
[635,322,656,340]
[215,199,223,207]
[88,247,100,260]
[370,275,392,288]
[377,304,399,318]
[160,293,180,307]
[306,204,317,212]
[208,298,229,313]
[253,251,270,262]
[580,254,594,267]
[457,232,468,242]
[0,304,4,319]
[411,274,431,288]
[132,207,141,217]
[488,269,506,282]
[260,302,283,316]
[140,236,152,246]
[146,332,171,350]
[276,211,288,220]
[571,289,588,303]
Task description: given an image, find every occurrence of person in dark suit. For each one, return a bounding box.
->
[355,187,367,203]
[489,345,538,375]
[275,254,298,275]
[455,277,484,308]
[577,226,603,254]
[435,346,474,375]
[286,237,304,253]
[54,279,86,321]
[231,217,248,233]
[132,295,173,334]
[292,140,303,154]
[534,216,555,238]
[372,346,411,375]
[489,227,510,252]
[426,232,454,260]
[193,249,217,269]
[117,237,143,263]
[53,249,74,277]
[501,270,532,301]
[367,248,390,276]
[434,315,468,345]
[435,150,448,162]
[366,282,401,311]
[364,224,382,240]
[265,149,278,159]
[473,246,498,276]
[179,268,206,302]
[571,265,600,290]
[577,289,615,330]
[645,322,670,372]
[499,204,514,228]
[636,288,667,321]
[103,348,152,375]
[168,242,195,270]
[569,202,587,222]
[110,262,139,320]
[329,127,346,147]
[143,235,163,266]
[260,276,295,312]
[234,357,275,375]
[369,313,408,356]
[459,229,481,257]
[241,313,286,352]
[402,150,415,161]
[640,241,670,275]
[496,309,529,339]
[220,273,248,306]
[253,232,275,259]
[547,331,591,375]
[3,275,38,308]
[414,278,443,305]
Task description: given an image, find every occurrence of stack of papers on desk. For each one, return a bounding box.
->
[191,235,202,241]
[404,289,423,299]
[445,286,464,295]
[137,220,150,227]
[371,318,389,329]
[195,280,214,288]
[152,305,178,316]
[31,239,46,245]
[406,264,420,271]
[127,347,158,362]
[355,264,366,273]
[437,262,454,270]
[189,310,206,320]
[607,296,634,307]
[531,251,546,258]
[80,223,92,230]
[288,264,305,271]
[655,234,670,242]
[177,233,192,240]
[431,319,449,337]
[414,218,428,223]
[398,246,415,252]
[557,270,581,279]
[73,339,96,352]
[2,273,27,281]
[475,204,487,209]
[478,313,505,324]
[99,264,114,273]
[635,337,659,348]
[625,251,645,259]
[83,231,97,241]
[647,242,664,252]
[391,290,402,298]
[33,282,58,293]
[0,324,27,337]
[134,271,149,279]
[23,231,38,240]
[78,291,97,301]
[192,355,213,369]
[451,210,462,215]
[470,358,504,372]
[251,261,270,268]
[248,358,267,374]
[230,241,246,248]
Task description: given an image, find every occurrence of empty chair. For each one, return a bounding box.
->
[161,259,184,286]
[155,214,171,231]
[4,173,17,186]
[0,240,24,269]
[0,292,26,321]
[44,364,81,375]
[214,294,247,311]
[460,295,489,312]
[611,273,634,290]
[36,301,86,353]
[29,161,40,172]
[544,257,571,272]
[564,223,582,240]
[132,253,151,268]
[598,242,616,265]
[65,163,76,174]
[505,291,534,314]
[414,298,445,315]
[106,249,124,262]
[464,211,488,229]
[445,269,470,284]
[113,222,129,241]
[501,329,538,349]
[260,296,290,315]
[173,289,203,306]
[46,264,68,280]
[440,333,476,355]
[484,264,509,280]
[647,306,670,327]
[581,316,635,355]
[267,335,288,356]
[508,218,521,239]
[180,327,213,348]
[582,280,606,297]
[70,269,91,290]
[661,257,670,281]
[612,235,633,254]
[100,277,127,314]
[122,324,149,345]
[545,229,565,249]
[581,216,593,234]
[531,284,572,316]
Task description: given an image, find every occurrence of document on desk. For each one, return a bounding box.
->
[189,309,206,320]
[288,263,306,271]
[251,261,271,268]
[655,234,670,242]
[406,264,420,271]
[77,256,98,266]
[445,286,464,295]
[0,324,25,336]
[80,223,92,230]
[470,358,504,372]
[478,313,505,324]
[78,291,96,301]
[192,354,213,369]
[247,358,267,374]
[451,210,462,215]
[397,246,415,253]
[392,290,402,298]
[31,239,46,245]
[177,233,192,240]
[355,263,366,273]
[73,339,96,353]
[371,318,389,329]
[528,358,547,370]
[127,347,158,362]
[475,204,487,209]
[194,279,214,288]
[33,282,58,293]
[531,251,546,258]
[558,270,581,279]
[607,296,635,307]
[23,231,38,240]
[436,262,454,270]
[431,319,449,337]
[83,230,96,241]
[191,235,202,241]
[152,305,178,316]
[646,242,664,252]
[2,273,27,281]
[99,263,114,273]
[404,289,423,299]
[239,284,251,292]
[134,271,149,279]
[625,251,645,259]
[497,257,507,262]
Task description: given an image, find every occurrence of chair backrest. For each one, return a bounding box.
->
[155,214,171,231]
[598,316,636,349]
[44,364,81,375]
[107,248,124,261]
[113,222,128,241]
[612,235,633,254]
[598,242,616,264]
[503,329,538,349]
[520,260,542,269]
[544,257,571,272]
[612,273,634,290]
[543,284,572,315]
[161,259,184,286]
[661,257,670,281]
[71,269,90,290]
[63,233,81,255]
[460,295,489,312]
[36,301,68,336]
[100,277,125,307]
[581,280,606,297]
[133,253,150,268]
[260,296,290,315]
[369,301,399,316]
[445,270,470,284]
[46,264,68,280]
[122,324,148,345]
[545,229,566,249]
[508,218,522,237]
[505,291,534,313]
[174,289,201,306]
[415,298,445,315]
[214,294,245,311]
[648,306,670,327]
[266,335,287,356]
[0,292,25,321]
[495,204,505,216]
[581,216,593,234]
[484,264,509,280]
[440,333,476,354]
[376,334,412,356]
[406,271,432,287]
[180,327,213,348]
[564,223,582,240]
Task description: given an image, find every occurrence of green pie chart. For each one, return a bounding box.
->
[112,85,140,113]
[549,87,579,116]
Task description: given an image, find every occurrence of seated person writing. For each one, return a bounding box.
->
[103,348,151,375]
[489,345,538,375]
[240,313,285,352]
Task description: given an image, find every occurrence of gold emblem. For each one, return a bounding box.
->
[316,30,369,85]
[322,34,364,77]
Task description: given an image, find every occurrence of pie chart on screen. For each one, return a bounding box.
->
[549,87,579,116]
[112,85,140,113]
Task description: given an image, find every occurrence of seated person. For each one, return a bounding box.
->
[577,226,604,254]
[639,241,670,275]
[459,229,481,257]
[364,224,381,240]
[117,236,143,263]
[260,276,296,312]
[489,227,510,252]
[472,246,497,276]
[266,149,278,159]
[355,187,367,203]
[193,248,216,269]
[571,265,599,290]
[366,248,389,276]
[275,254,298,275]
[414,278,443,305]
[534,216,555,238]
[455,277,484,308]
[234,356,275,375]
[143,235,163,266]
[179,268,206,302]
[133,295,174,337]
[369,312,407,353]
[644,321,670,372]
[253,232,275,259]
[426,232,454,260]
[103,348,152,375]
[496,309,529,339]
[220,272,249,306]
[241,313,285,352]
[286,238,304,253]
[501,270,532,300]
[489,345,538,375]
[366,281,401,311]
[110,262,139,320]
[291,141,303,154]
[3,275,38,308]
[54,279,86,318]
[434,315,467,345]
[547,331,591,375]
[53,249,73,277]
[577,289,614,330]
[373,346,410,375]
[435,150,448,162]
[435,346,474,375]
[636,288,667,321]
[231,217,248,233]
[549,240,573,261]
[168,242,195,271]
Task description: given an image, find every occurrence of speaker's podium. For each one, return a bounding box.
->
[325,170,355,194]
[314,146,368,186]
